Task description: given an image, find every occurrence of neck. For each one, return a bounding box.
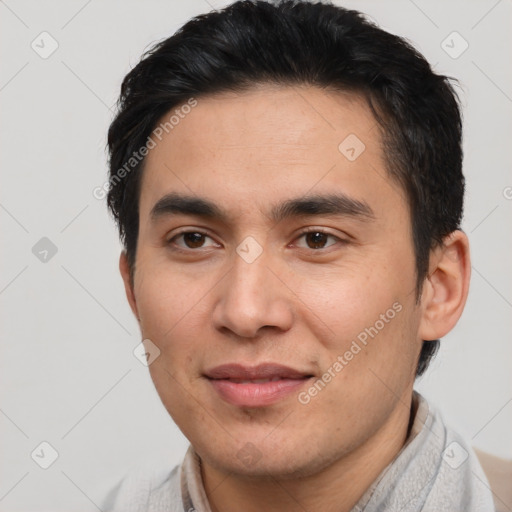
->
[201,390,416,512]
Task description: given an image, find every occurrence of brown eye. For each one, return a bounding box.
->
[167,230,219,251]
[182,232,206,248]
[304,231,329,249]
[295,230,339,250]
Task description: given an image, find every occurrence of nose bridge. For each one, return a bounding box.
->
[212,237,293,337]
[230,232,271,292]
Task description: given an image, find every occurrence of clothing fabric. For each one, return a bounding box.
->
[101,392,496,511]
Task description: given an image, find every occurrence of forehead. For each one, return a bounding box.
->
[138,84,404,222]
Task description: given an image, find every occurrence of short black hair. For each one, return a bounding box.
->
[106,0,464,377]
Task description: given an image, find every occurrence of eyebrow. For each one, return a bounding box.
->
[150,192,375,224]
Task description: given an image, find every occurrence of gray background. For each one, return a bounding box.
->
[1,0,511,510]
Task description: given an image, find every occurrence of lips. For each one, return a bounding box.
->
[204,363,313,407]
[204,363,311,380]
[227,376,283,384]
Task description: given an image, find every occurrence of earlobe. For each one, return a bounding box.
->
[418,231,471,341]
[119,251,140,322]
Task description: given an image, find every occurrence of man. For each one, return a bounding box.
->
[102,0,495,510]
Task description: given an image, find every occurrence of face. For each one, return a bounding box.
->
[123,84,426,479]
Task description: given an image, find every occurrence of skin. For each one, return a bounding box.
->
[119,84,471,512]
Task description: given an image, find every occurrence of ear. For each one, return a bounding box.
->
[418,230,471,341]
[119,251,140,322]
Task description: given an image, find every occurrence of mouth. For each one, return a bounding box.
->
[204,363,314,407]
[222,376,288,384]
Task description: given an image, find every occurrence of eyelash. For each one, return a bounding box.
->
[166,228,347,254]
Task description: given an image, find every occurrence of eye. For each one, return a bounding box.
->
[167,230,219,250]
[295,230,343,250]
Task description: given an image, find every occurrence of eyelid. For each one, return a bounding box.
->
[166,228,220,249]
[291,228,348,250]
[165,227,350,252]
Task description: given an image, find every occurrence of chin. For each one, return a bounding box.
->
[198,437,334,480]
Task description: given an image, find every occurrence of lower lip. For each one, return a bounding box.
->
[207,377,311,407]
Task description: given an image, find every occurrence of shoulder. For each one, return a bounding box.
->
[361,392,496,512]
[413,393,496,511]
[99,459,183,512]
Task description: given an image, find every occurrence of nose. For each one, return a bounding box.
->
[211,247,294,339]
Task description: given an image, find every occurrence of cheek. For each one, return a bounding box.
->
[330,298,420,406]
[286,261,404,346]
[287,254,419,391]
[135,270,208,414]
[134,257,213,338]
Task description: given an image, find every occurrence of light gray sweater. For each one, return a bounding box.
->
[101,392,496,511]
